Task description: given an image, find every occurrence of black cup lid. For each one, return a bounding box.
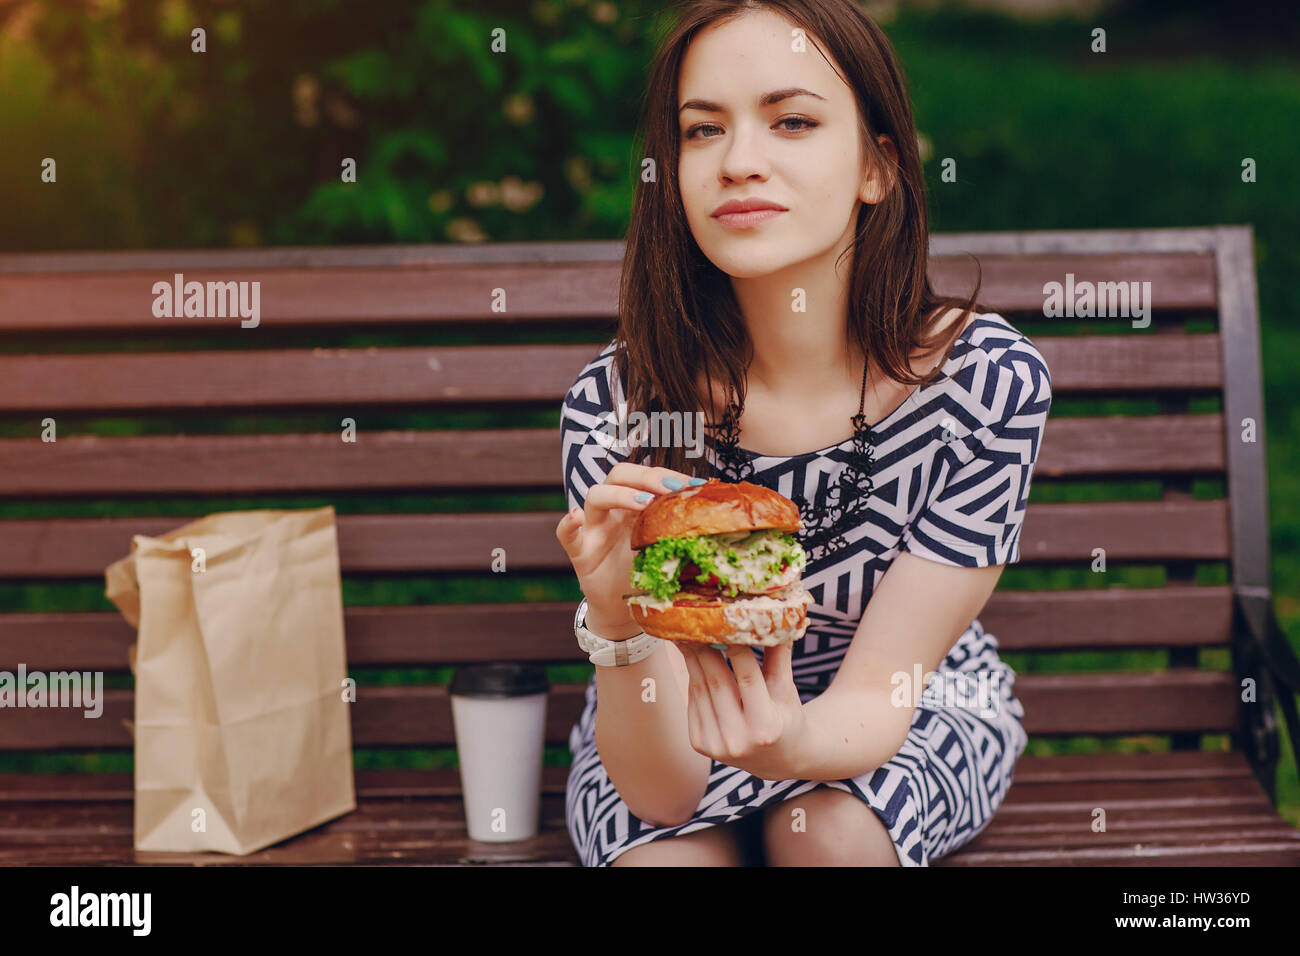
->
[449,663,549,699]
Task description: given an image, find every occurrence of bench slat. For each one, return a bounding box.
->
[0,585,1234,672]
[1013,413,1223,476]
[0,233,1222,270]
[0,417,1225,497]
[0,335,1223,413]
[0,671,1240,750]
[0,755,1294,867]
[7,812,1294,867]
[967,824,1300,849]
[9,804,1296,854]
[0,501,1232,579]
[1015,671,1238,735]
[0,795,582,865]
[1007,748,1250,782]
[931,253,1217,311]
[937,843,1300,866]
[0,416,1227,496]
[1002,775,1270,806]
[0,252,1216,331]
[0,752,1260,802]
[0,240,631,273]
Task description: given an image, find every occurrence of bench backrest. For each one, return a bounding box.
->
[0,226,1271,767]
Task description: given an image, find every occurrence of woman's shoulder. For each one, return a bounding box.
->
[945,311,1052,420]
[961,312,1050,373]
[562,337,623,419]
[560,339,632,498]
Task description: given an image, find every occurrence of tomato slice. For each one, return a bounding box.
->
[681,561,715,584]
[678,560,722,595]
[676,555,793,600]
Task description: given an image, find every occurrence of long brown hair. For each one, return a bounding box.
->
[612,0,983,476]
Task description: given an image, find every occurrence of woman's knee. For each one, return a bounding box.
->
[610,818,754,867]
[763,787,899,867]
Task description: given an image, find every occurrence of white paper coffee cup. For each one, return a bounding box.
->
[449,664,549,843]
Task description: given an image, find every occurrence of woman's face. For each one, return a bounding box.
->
[677,9,888,279]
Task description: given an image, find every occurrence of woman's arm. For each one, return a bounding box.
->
[587,603,714,827]
[558,350,714,827]
[794,552,1006,780]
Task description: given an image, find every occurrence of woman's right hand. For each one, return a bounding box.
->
[556,464,705,631]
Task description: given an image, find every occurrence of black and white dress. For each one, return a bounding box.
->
[561,312,1052,866]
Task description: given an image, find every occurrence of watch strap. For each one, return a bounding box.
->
[574,598,660,667]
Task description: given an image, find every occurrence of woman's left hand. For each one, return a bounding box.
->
[675,639,810,781]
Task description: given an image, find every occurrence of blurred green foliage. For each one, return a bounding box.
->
[1,0,663,246]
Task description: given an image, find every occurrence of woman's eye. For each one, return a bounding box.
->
[776,116,818,132]
[684,123,722,140]
[683,117,818,140]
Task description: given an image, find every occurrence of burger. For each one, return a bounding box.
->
[624,478,813,647]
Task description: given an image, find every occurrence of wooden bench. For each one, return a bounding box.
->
[1,225,1297,865]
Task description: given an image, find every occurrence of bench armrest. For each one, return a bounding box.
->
[1233,589,1300,779]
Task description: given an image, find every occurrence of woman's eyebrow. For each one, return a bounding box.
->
[678,87,826,113]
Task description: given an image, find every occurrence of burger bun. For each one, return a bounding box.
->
[631,478,801,551]
[627,587,812,648]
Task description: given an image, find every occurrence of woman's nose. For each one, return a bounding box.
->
[718,123,770,182]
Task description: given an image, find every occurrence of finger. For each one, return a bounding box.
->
[774,641,803,694]
[726,644,775,725]
[556,503,622,572]
[674,643,703,750]
[676,643,723,757]
[582,482,657,518]
[554,506,584,556]
[762,641,803,707]
[692,643,746,754]
[761,639,793,685]
[606,462,705,495]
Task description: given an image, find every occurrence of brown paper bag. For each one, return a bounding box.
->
[104,506,356,855]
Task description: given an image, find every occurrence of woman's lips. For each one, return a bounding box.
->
[714,208,785,228]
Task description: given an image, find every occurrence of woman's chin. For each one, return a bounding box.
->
[702,247,804,280]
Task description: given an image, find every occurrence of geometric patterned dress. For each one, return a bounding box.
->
[560,312,1053,865]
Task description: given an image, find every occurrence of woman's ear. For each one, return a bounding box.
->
[860,134,899,205]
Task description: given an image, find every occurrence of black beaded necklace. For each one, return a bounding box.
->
[709,357,876,564]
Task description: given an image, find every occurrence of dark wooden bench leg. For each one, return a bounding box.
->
[1233,591,1300,805]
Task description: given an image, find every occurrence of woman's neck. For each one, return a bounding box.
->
[730,250,860,401]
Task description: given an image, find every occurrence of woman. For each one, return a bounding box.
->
[555,0,1051,867]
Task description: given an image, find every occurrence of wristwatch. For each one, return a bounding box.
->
[574,597,661,667]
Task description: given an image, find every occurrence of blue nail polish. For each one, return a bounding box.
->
[707,643,727,650]
[688,477,707,485]
[635,491,652,502]
[662,476,685,490]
